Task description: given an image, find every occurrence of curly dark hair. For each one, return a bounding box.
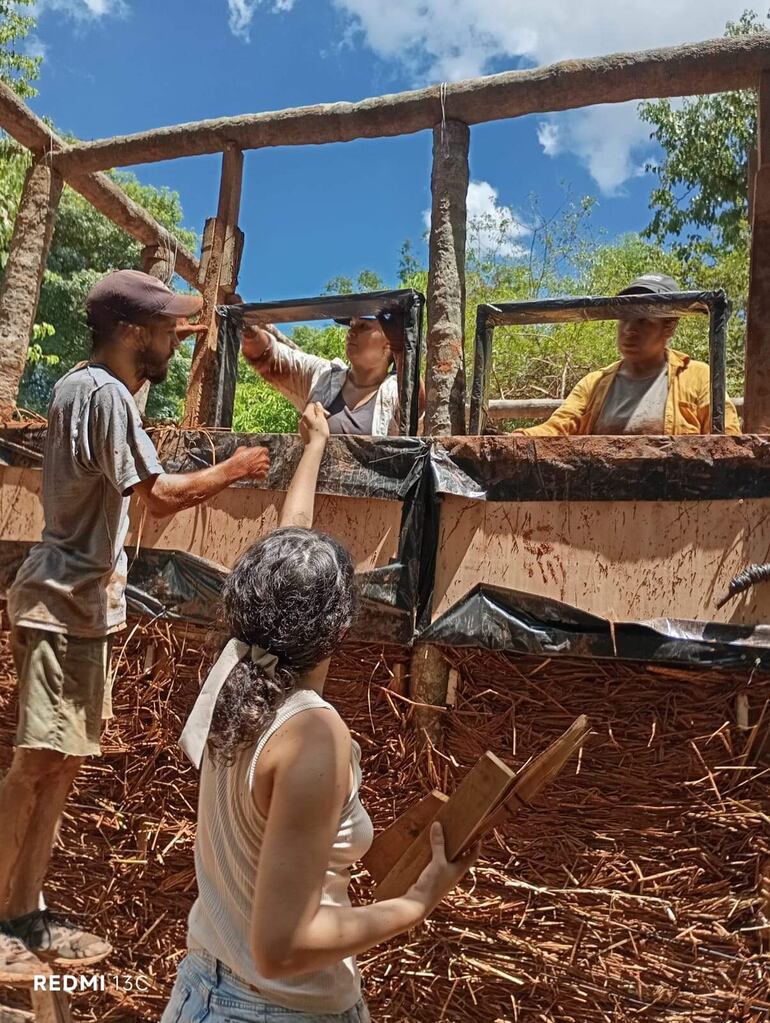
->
[207,527,357,763]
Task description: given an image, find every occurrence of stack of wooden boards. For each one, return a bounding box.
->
[364,715,590,899]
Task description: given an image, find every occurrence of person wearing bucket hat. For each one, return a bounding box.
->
[241,310,422,436]
[0,270,271,980]
[514,273,740,436]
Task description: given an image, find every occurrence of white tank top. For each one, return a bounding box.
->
[187,688,374,1014]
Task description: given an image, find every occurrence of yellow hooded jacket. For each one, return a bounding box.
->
[516,349,741,437]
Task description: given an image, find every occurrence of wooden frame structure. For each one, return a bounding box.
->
[0,32,768,429]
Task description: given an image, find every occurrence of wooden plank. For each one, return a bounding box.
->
[183,144,244,428]
[0,160,62,415]
[48,35,770,173]
[0,80,200,288]
[362,790,448,884]
[375,752,514,901]
[432,494,770,627]
[744,71,770,434]
[483,716,590,832]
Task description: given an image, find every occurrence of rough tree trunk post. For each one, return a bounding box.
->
[182,143,244,428]
[744,72,770,433]
[425,119,469,433]
[409,120,470,741]
[133,243,177,414]
[0,159,63,416]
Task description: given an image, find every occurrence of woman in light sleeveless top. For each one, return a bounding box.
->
[162,404,477,1023]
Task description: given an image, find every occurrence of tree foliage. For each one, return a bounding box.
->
[0,0,40,98]
[639,10,763,261]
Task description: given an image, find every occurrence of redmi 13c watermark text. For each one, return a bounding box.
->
[33,974,152,992]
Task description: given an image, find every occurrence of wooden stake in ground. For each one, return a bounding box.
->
[183,143,244,429]
[0,159,63,416]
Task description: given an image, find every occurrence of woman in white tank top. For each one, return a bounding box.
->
[162,404,478,1023]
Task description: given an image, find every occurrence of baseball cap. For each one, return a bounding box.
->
[618,273,679,296]
[86,269,203,331]
[334,311,404,350]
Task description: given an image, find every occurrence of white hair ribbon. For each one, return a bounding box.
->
[179,638,279,769]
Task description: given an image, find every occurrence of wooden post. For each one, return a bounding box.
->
[0,159,62,416]
[744,73,770,433]
[133,243,178,414]
[425,119,469,435]
[409,120,469,740]
[182,143,244,428]
[140,242,175,283]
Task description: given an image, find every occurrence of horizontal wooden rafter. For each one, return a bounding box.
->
[47,34,770,174]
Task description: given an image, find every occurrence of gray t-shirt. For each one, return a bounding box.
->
[593,361,669,435]
[8,364,163,637]
[325,388,377,436]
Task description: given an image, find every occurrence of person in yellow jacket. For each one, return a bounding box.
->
[515,273,741,437]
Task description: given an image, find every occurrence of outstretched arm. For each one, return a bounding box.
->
[133,446,270,518]
[278,402,329,529]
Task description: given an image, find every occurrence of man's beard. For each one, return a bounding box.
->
[138,351,171,385]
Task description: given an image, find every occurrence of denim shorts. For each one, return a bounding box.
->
[161,949,371,1023]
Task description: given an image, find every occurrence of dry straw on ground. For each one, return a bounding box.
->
[0,622,768,1022]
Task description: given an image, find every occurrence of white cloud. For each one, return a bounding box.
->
[325,0,755,192]
[226,0,296,42]
[22,34,48,60]
[424,180,530,258]
[538,102,654,196]
[34,0,127,17]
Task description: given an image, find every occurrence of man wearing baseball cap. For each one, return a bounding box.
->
[514,273,740,437]
[242,311,420,435]
[0,270,270,979]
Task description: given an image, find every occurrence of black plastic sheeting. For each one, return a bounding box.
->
[3,426,770,665]
[419,584,770,669]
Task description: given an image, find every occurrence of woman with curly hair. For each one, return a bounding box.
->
[162,403,477,1023]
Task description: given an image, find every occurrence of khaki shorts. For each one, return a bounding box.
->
[11,627,113,758]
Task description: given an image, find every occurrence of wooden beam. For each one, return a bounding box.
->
[425,120,469,435]
[485,396,742,423]
[0,159,63,415]
[48,35,770,174]
[744,71,770,433]
[182,144,244,428]
[0,80,200,288]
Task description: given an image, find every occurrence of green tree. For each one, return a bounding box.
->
[639,10,764,260]
[0,0,40,98]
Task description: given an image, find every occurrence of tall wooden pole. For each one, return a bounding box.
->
[744,72,770,433]
[0,159,63,416]
[183,143,244,428]
[410,120,470,740]
[425,119,469,434]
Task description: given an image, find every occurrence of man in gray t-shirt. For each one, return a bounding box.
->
[0,270,270,980]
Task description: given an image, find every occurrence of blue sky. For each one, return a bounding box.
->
[24,0,753,302]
